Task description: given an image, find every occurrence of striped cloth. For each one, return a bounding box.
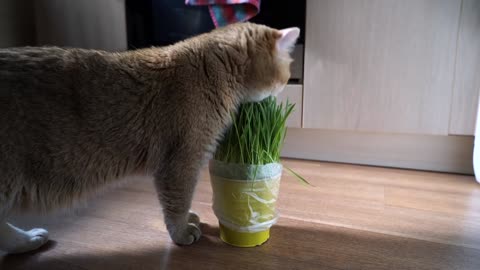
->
[185,0,261,27]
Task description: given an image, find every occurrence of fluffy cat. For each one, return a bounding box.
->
[0,22,299,254]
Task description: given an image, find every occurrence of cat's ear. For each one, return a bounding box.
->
[277,27,300,52]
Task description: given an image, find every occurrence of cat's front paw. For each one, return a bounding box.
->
[169,223,201,245]
[188,211,200,226]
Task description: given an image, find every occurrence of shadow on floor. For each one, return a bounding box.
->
[2,222,479,270]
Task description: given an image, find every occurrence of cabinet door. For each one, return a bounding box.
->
[449,0,480,135]
[304,0,461,135]
[277,84,303,128]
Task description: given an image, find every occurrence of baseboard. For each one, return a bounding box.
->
[281,128,474,174]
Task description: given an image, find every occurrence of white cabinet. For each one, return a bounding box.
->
[282,0,480,174]
[449,0,480,135]
[303,0,461,135]
[277,85,303,128]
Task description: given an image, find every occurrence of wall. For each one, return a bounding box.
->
[0,0,36,47]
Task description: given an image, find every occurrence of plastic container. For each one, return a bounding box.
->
[209,160,282,247]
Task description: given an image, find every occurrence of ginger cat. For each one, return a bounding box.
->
[0,22,299,253]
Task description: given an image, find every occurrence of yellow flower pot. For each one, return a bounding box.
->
[209,160,282,247]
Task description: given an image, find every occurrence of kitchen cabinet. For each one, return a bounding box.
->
[449,0,480,135]
[303,0,461,135]
[281,0,479,174]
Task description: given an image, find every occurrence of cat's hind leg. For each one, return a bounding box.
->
[0,222,49,254]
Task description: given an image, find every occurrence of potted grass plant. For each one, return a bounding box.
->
[210,96,307,247]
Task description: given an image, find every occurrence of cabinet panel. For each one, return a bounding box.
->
[282,128,474,174]
[277,84,303,128]
[304,0,461,135]
[449,0,480,135]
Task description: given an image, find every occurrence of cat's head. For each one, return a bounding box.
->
[212,23,300,102]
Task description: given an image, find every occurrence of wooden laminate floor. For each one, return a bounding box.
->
[1,159,480,270]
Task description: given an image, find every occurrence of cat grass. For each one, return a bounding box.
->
[214,97,310,185]
[215,96,293,165]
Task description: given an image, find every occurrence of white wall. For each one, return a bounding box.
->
[35,0,127,51]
